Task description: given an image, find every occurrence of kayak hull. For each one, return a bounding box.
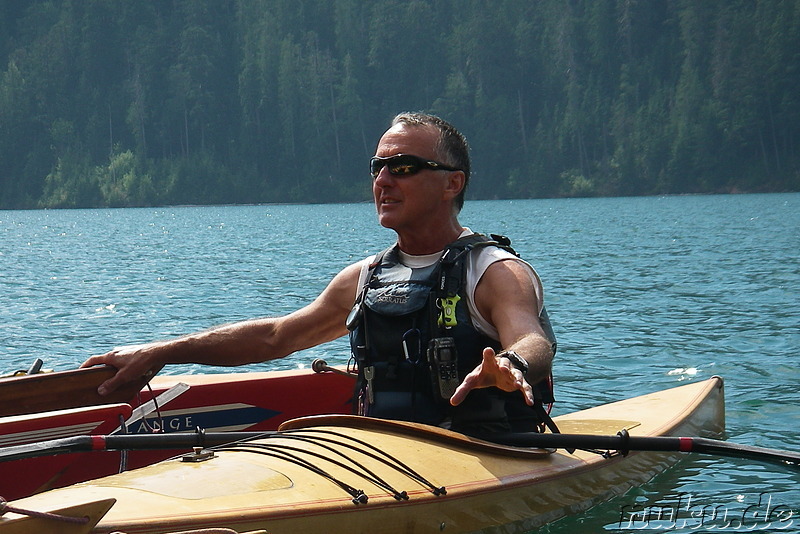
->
[1,377,725,533]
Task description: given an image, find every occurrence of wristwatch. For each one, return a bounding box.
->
[498,350,529,374]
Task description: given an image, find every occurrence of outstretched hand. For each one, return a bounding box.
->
[81,343,163,396]
[449,347,534,407]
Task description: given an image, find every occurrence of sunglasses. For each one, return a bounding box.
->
[369,154,461,178]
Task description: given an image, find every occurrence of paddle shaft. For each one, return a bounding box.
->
[490,432,800,467]
[2,430,798,469]
[0,431,274,463]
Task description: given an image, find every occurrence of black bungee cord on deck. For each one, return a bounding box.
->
[223,441,404,502]
[215,427,447,504]
[264,435,409,500]
[282,428,446,495]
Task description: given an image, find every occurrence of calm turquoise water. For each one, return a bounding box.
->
[1,194,798,532]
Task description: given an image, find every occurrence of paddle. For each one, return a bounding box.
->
[1,429,798,470]
[488,430,800,467]
[0,431,275,463]
[0,365,151,418]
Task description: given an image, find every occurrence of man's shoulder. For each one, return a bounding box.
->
[469,240,524,268]
[467,242,543,304]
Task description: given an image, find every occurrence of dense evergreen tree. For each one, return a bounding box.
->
[0,0,797,209]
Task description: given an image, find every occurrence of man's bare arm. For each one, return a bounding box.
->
[450,259,553,406]
[82,261,363,395]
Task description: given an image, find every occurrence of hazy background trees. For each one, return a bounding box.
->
[0,0,797,208]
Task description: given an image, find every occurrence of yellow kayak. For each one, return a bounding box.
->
[0,377,724,533]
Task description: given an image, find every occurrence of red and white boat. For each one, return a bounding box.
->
[0,362,354,500]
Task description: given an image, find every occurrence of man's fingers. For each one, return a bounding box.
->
[449,381,469,406]
[450,346,535,406]
[97,375,119,396]
[81,354,109,369]
[82,349,139,396]
[520,377,534,406]
[450,348,497,406]
[482,347,498,368]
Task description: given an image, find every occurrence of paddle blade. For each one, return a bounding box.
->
[689,437,800,467]
[488,432,800,470]
[0,366,148,417]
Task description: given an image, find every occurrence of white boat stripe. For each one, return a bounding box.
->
[0,404,263,447]
[0,421,104,447]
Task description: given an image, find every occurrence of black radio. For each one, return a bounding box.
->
[428,337,459,400]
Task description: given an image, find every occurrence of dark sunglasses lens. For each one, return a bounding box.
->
[370,158,382,177]
[388,156,421,176]
[371,155,422,177]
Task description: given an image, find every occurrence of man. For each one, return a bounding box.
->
[83,112,555,437]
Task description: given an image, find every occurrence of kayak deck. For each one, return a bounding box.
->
[1,377,724,533]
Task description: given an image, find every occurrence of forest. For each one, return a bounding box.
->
[0,0,798,209]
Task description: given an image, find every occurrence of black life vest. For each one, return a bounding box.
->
[347,233,557,438]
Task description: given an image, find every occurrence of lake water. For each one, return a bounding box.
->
[1,193,798,532]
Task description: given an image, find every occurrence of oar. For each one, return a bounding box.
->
[0,365,151,418]
[1,429,798,469]
[489,430,800,468]
[0,430,275,463]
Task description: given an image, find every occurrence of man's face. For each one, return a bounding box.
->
[372,124,458,233]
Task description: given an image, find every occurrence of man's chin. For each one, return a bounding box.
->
[376,206,401,229]
[377,215,397,230]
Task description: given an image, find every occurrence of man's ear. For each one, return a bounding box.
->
[444,170,466,199]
